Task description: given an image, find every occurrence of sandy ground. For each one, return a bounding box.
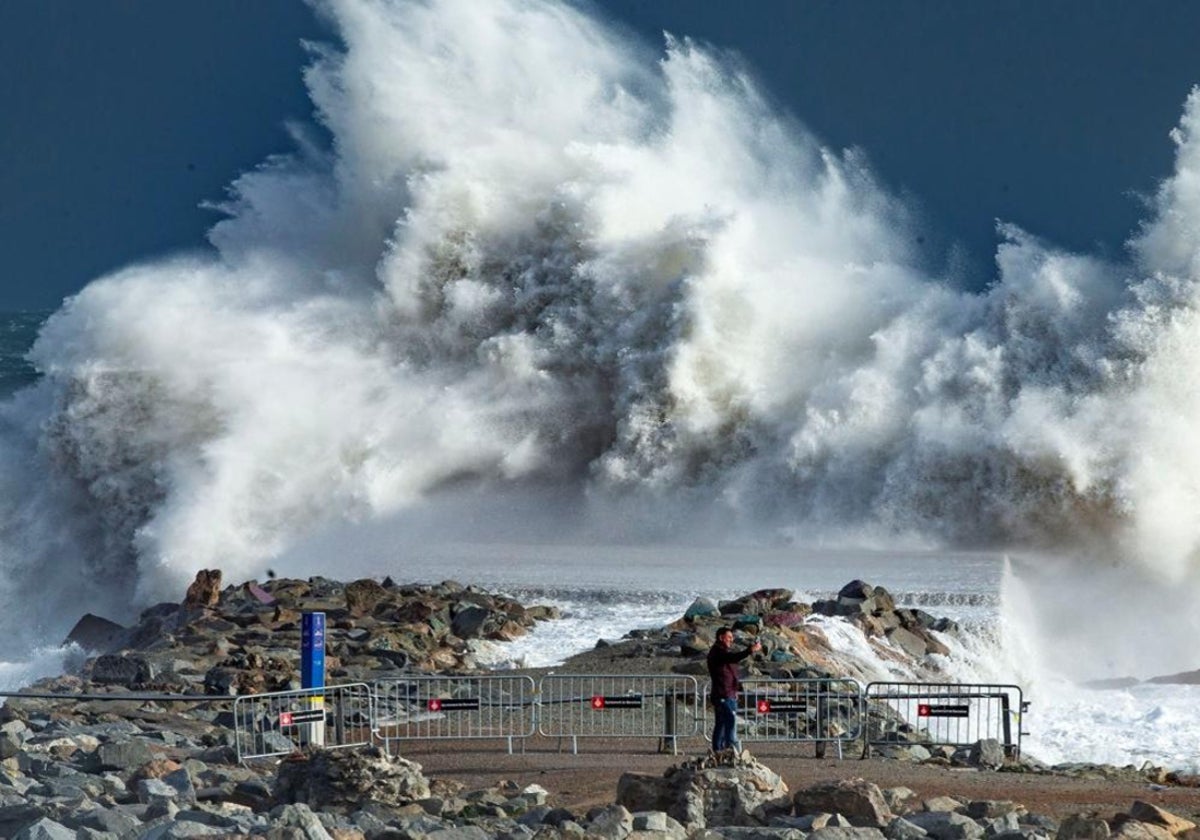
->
[399,738,1200,823]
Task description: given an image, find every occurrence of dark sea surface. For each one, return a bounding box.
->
[0,312,47,397]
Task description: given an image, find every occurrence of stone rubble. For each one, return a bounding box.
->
[0,571,1196,837]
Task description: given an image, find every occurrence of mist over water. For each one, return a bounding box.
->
[3,0,1200,682]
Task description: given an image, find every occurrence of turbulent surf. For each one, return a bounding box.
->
[2,0,1200,668]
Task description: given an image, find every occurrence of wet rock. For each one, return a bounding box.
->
[89,655,155,688]
[685,598,721,621]
[62,614,128,654]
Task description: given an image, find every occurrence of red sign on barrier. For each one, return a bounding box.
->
[752,697,807,714]
[590,694,643,709]
[427,698,481,712]
[918,704,970,718]
[279,709,325,727]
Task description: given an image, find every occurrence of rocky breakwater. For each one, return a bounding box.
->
[0,571,566,837]
[617,755,1200,840]
[559,579,958,685]
[56,570,561,694]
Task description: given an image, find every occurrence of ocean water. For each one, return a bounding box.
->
[0,312,45,398]
[3,0,1200,772]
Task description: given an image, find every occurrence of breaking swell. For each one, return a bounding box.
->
[1,0,1200,683]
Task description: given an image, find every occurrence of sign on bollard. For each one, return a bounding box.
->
[301,612,326,746]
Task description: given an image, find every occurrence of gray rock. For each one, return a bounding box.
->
[96,739,158,771]
[811,829,889,840]
[586,803,633,839]
[161,768,198,805]
[78,806,145,836]
[12,817,76,840]
[517,804,554,826]
[885,627,929,659]
[887,817,931,840]
[883,788,918,815]
[923,798,965,814]
[63,614,128,653]
[902,812,985,840]
[794,778,894,828]
[0,803,51,837]
[75,828,121,840]
[451,605,492,639]
[0,728,25,760]
[426,826,497,840]
[618,756,790,830]
[784,814,853,831]
[137,777,181,806]
[691,829,806,839]
[684,598,721,621]
[1056,815,1112,840]
[966,803,1021,821]
[968,740,1006,770]
[631,810,683,834]
[90,654,156,687]
[984,813,1022,837]
[269,802,335,840]
[139,820,229,839]
[274,747,431,812]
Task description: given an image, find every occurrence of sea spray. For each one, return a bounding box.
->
[0,0,1198,691]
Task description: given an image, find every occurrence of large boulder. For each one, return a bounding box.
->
[63,613,127,653]
[617,754,790,830]
[89,654,156,687]
[344,578,389,617]
[793,778,894,828]
[183,569,222,609]
[1127,802,1196,835]
[273,747,431,812]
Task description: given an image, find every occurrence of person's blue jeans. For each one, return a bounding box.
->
[712,697,740,752]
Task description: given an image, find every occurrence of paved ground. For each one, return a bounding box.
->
[402,738,1200,822]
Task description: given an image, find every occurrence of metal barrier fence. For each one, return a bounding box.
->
[537,674,702,754]
[218,676,1026,763]
[233,683,374,762]
[862,682,1026,759]
[373,675,537,754]
[700,678,865,758]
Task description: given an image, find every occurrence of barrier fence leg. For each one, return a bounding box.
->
[814,694,826,758]
[659,695,678,755]
[1001,694,1014,758]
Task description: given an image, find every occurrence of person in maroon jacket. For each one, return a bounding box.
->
[707,627,761,756]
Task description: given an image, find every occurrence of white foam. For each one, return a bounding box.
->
[0,0,1199,769]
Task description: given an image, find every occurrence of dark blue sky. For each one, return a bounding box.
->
[3,0,1199,310]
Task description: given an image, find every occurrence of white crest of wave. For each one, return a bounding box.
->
[2,0,1200,665]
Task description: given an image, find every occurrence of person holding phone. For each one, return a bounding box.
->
[707,626,761,759]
